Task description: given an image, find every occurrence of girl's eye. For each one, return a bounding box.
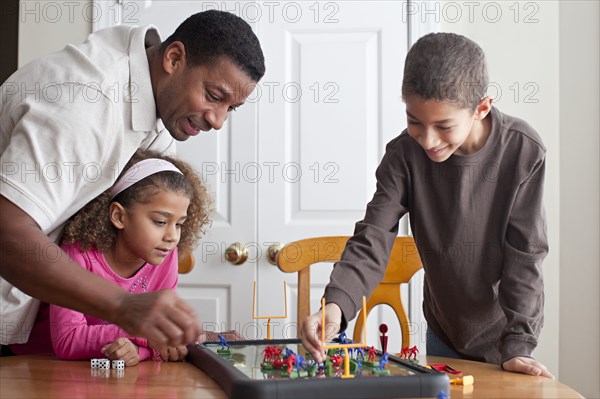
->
[154,221,166,226]
[176,223,184,229]
[438,126,452,131]
[228,106,238,112]
[407,120,419,125]
[208,92,220,102]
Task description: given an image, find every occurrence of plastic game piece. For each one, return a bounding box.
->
[450,375,474,386]
[321,296,369,379]
[252,281,288,340]
[379,324,389,354]
[437,391,449,399]
[429,364,461,375]
[217,334,231,355]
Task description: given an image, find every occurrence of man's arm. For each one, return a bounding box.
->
[0,196,200,346]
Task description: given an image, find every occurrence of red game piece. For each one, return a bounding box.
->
[379,324,389,354]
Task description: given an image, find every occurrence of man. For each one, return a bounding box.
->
[0,10,265,351]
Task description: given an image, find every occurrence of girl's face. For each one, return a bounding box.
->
[114,189,190,268]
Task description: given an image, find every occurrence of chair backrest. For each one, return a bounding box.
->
[178,253,195,274]
[277,236,422,350]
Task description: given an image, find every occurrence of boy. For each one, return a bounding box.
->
[300,33,553,379]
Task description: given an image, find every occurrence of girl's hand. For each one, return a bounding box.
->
[101,337,140,366]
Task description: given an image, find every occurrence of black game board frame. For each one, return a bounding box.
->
[186,338,449,399]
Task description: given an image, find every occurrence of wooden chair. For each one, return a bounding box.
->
[276,236,422,349]
[178,253,195,274]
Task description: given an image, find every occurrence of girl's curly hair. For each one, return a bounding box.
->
[61,149,213,258]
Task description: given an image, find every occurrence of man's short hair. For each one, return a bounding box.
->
[402,33,488,110]
[161,10,265,82]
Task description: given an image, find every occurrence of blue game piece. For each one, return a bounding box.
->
[217,334,230,351]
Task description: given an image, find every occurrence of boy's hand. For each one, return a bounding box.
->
[101,337,140,366]
[300,303,342,363]
[502,356,554,379]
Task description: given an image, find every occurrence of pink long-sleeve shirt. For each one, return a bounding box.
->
[48,243,179,361]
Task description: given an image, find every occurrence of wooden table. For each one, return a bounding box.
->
[0,355,583,398]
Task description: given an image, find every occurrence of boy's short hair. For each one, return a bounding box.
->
[402,32,488,110]
[161,10,265,82]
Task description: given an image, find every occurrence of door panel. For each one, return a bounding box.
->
[256,1,409,350]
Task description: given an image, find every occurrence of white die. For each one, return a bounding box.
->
[112,360,125,370]
[90,359,100,369]
[98,359,110,369]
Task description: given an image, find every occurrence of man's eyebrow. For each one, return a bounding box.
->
[406,110,454,124]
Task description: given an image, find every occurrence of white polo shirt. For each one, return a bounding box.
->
[0,25,175,344]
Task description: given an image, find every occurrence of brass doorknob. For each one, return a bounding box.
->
[225,242,248,265]
[267,244,283,265]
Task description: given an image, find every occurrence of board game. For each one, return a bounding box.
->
[186,338,449,399]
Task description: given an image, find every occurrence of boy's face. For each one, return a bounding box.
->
[405,96,492,162]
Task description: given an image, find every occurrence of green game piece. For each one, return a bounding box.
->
[372,368,391,375]
[325,360,333,376]
[261,363,275,370]
[349,359,358,373]
[364,361,379,368]
[217,349,231,357]
[308,363,318,377]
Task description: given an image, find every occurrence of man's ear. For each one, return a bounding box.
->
[162,41,187,74]
[474,96,493,120]
[109,202,127,230]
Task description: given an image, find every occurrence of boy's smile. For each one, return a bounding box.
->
[405,95,493,162]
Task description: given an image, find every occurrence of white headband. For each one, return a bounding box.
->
[110,158,183,199]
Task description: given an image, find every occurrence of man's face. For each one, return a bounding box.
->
[156,49,257,141]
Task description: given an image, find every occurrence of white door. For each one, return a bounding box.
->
[95,0,427,350]
[255,1,410,349]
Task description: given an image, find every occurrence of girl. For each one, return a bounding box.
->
[50,149,211,365]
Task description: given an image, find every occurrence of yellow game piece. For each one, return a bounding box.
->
[450,375,474,386]
[252,281,288,340]
[321,296,368,379]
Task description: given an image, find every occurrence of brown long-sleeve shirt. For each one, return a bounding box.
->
[324,107,547,364]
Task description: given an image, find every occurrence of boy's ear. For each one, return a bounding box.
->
[162,41,186,74]
[474,96,493,120]
[109,202,127,230]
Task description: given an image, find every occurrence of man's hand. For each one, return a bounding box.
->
[101,337,140,366]
[115,289,201,348]
[300,303,342,363]
[149,340,188,362]
[502,356,555,379]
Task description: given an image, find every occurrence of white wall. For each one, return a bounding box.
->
[18,0,91,66]
[558,2,600,399]
[17,0,600,397]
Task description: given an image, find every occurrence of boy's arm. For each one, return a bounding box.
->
[499,156,548,363]
[323,148,409,330]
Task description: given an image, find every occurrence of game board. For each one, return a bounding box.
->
[186,338,449,399]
